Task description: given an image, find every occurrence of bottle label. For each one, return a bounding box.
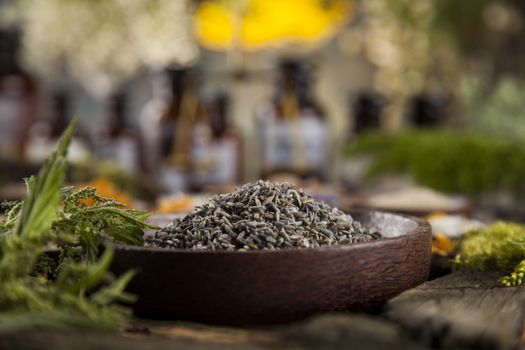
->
[261,115,328,173]
[191,137,238,187]
[0,95,22,158]
[96,138,138,173]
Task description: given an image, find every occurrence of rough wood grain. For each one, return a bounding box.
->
[386,271,525,350]
[2,272,523,350]
[0,314,428,350]
[280,313,428,350]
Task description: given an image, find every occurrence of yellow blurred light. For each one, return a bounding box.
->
[155,195,194,213]
[431,233,455,257]
[196,0,354,51]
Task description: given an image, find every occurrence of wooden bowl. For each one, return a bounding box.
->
[110,210,431,326]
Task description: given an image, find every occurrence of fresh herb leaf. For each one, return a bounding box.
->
[0,118,154,331]
[52,186,157,262]
[14,118,76,237]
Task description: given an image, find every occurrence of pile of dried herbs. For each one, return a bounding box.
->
[146,180,380,250]
[454,222,525,287]
[0,119,155,332]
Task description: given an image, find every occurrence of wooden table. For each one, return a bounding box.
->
[1,271,523,350]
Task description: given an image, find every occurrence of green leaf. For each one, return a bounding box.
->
[14,118,77,237]
[106,224,144,246]
[56,248,114,293]
[0,117,147,331]
[91,270,137,306]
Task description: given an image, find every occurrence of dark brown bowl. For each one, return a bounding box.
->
[110,210,431,326]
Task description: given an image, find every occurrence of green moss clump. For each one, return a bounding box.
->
[455,222,525,286]
[456,222,525,271]
[345,130,525,196]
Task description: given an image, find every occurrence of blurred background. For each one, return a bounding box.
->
[1,0,525,237]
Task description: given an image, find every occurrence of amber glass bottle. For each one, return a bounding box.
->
[26,90,90,163]
[191,93,241,190]
[96,91,140,173]
[140,68,207,192]
[257,60,329,180]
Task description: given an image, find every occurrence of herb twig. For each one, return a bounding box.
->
[0,118,153,331]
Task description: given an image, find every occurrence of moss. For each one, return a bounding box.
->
[345,130,525,196]
[456,222,525,271]
[455,222,525,286]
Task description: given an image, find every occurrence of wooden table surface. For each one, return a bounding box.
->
[1,271,523,350]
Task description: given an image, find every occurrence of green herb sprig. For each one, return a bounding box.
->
[0,118,155,331]
[53,186,155,262]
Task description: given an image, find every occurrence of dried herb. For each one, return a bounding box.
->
[52,186,154,262]
[147,180,380,250]
[0,118,154,331]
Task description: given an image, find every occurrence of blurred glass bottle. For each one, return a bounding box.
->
[351,92,386,137]
[26,90,91,163]
[339,92,386,190]
[96,91,140,173]
[140,68,197,192]
[192,93,241,190]
[0,29,37,159]
[256,60,329,180]
[408,94,448,127]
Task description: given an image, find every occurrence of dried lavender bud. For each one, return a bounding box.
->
[145,181,381,250]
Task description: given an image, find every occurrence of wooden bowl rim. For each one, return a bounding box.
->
[113,210,431,256]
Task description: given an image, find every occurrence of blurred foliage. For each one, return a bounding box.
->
[69,160,156,202]
[356,0,463,128]
[432,0,525,78]
[462,77,525,142]
[70,160,136,195]
[345,130,525,196]
[454,222,525,286]
[79,178,134,208]
[373,0,525,77]
[359,0,456,97]
[0,0,197,96]
[355,0,525,128]
[431,0,502,51]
